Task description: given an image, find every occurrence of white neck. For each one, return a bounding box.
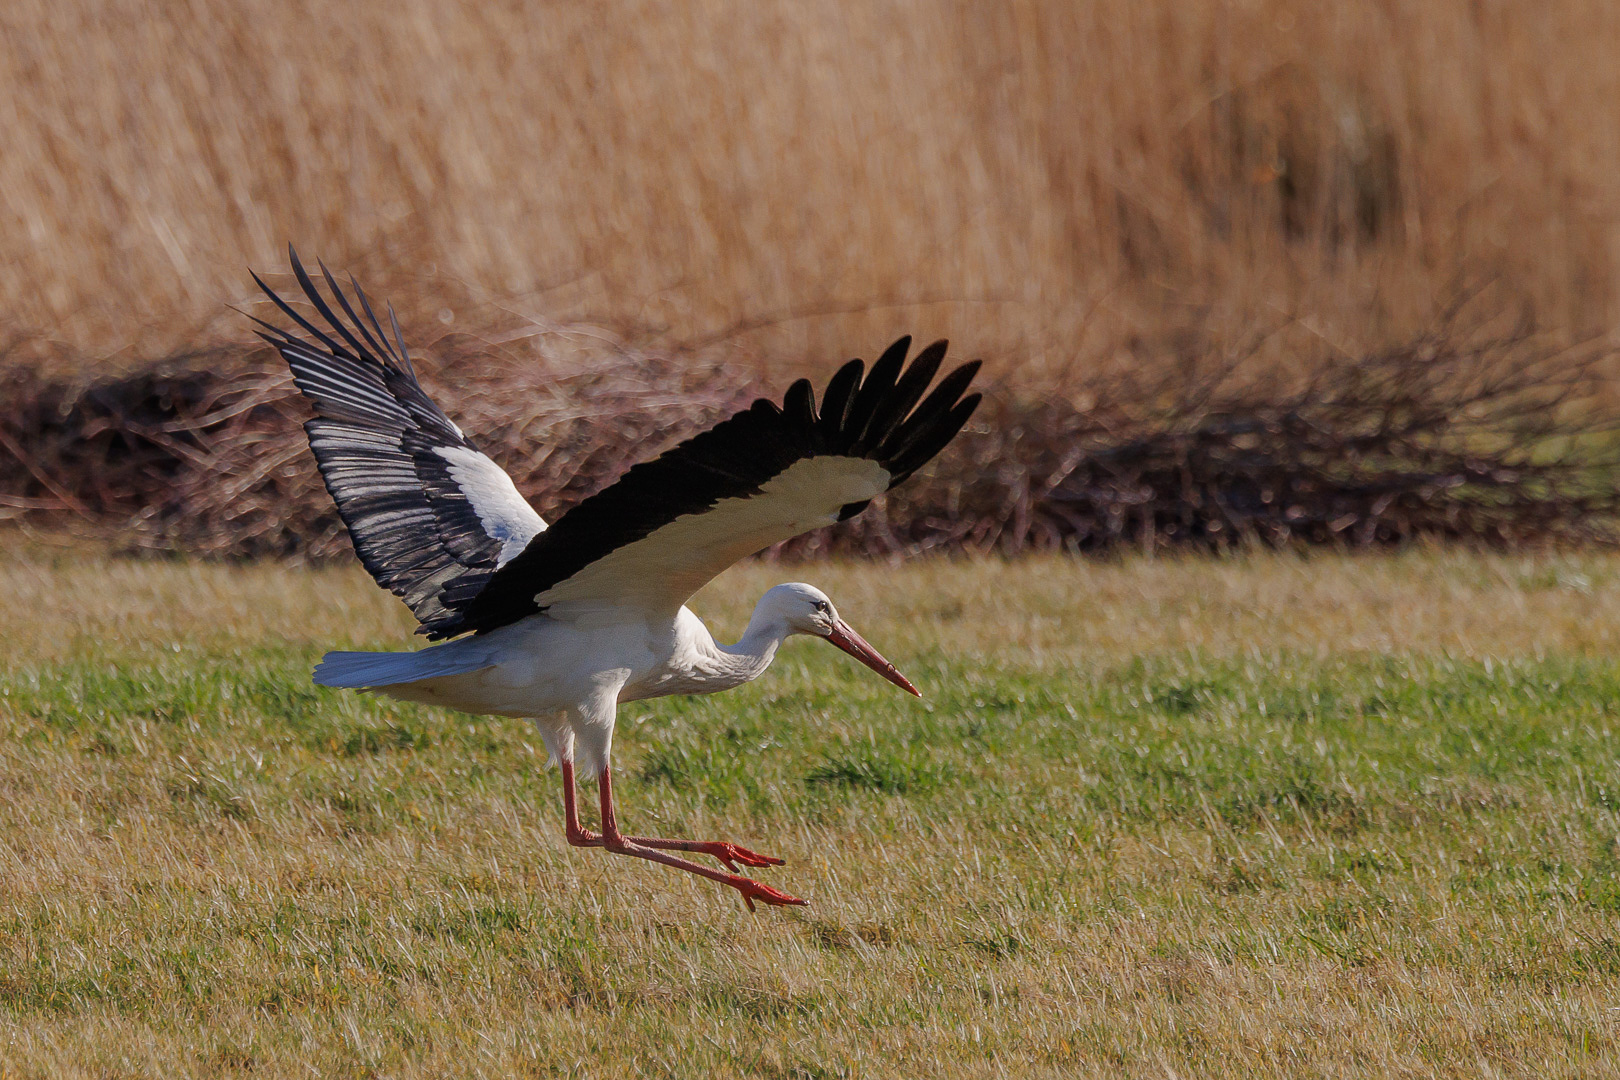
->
[620,605,799,704]
[710,608,792,688]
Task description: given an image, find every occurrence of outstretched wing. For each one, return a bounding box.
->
[251,248,545,635]
[447,336,981,634]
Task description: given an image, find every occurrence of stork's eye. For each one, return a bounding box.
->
[815,600,831,614]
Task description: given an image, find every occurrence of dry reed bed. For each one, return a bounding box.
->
[3,1,1620,374]
[8,1,1620,557]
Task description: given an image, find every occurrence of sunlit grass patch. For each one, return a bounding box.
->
[6,551,1620,1075]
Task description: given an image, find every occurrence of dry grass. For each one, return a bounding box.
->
[7,545,1620,1075]
[3,1,1620,373]
[16,538,1620,670]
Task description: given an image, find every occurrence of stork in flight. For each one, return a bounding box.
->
[250,250,981,910]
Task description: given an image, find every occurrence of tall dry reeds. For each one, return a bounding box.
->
[2,1,1619,374]
[6,2,1620,559]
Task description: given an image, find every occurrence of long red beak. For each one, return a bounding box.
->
[823,620,921,697]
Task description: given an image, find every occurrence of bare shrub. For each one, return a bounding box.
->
[3,314,1616,562]
[998,334,1619,555]
[0,329,754,558]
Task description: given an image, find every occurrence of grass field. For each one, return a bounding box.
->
[6,546,1620,1076]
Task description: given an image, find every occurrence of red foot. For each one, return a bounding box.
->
[732,877,808,912]
[689,841,785,873]
[572,767,807,912]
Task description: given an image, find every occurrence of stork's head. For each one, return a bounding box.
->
[757,583,921,697]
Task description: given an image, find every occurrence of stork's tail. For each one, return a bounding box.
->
[313,644,494,689]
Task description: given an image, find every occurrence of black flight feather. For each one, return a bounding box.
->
[252,249,543,635]
[842,336,909,450]
[447,337,981,638]
[816,359,864,444]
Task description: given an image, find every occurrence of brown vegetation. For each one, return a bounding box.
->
[3,1,1619,369]
[5,2,1620,557]
[3,307,1616,559]
[0,327,754,556]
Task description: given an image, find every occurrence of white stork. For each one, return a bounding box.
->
[250,250,981,909]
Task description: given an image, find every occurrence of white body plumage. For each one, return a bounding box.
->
[315,584,837,779]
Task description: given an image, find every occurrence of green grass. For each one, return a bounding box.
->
[5,549,1620,1076]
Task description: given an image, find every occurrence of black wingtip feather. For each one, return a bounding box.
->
[816,359,864,443]
[350,275,405,369]
[842,336,910,450]
[783,378,816,424]
[387,305,415,376]
[873,335,912,373]
[782,378,819,454]
[879,359,982,462]
[889,392,981,483]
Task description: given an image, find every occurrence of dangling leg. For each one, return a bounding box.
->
[560,758,600,847]
[558,760,785,873]
[551,696,802,908]
[592,767,805,910]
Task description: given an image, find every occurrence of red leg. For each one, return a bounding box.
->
[589,767,805,911]
[558,760,785,872]
[560,759,601,847]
